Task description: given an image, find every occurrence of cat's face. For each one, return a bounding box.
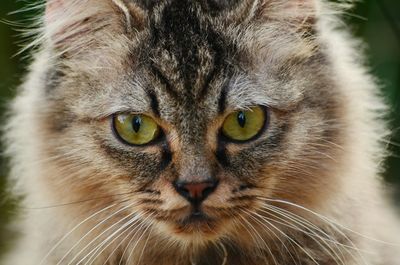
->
[41,0,344,247]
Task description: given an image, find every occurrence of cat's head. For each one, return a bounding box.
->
[38,0,345,248]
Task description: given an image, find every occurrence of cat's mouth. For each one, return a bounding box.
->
[171,210,219,235]
[182,211,211,224]
[151,202,232,238]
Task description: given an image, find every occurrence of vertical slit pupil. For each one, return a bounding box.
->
[132,116,142,133]
[237,111,246,128]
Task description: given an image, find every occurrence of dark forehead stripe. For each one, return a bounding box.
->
[153,0,210,87]
[149,62,180,100]
[147,90,161,116]
[145,0,237,100]
[218,82,228,114]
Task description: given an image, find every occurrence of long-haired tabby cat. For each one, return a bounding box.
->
[3,0,400,264]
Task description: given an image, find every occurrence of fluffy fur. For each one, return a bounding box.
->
[3,0,400,264]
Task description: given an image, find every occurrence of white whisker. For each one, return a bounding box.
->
[258,197,373,264]
[57,202,136,265]
[39,202,118,265]
[84,213,143,265]
[124,216,153,265]
[237,212,279,265]
[253,207,346,265]
[100,219,142,265]
[241,209,321,265]
[243,209,300,265]
[70,210,138,265]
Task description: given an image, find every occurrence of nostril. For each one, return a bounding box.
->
[174,180,218,204]
[176,183,190,198]
[202,185,216,198]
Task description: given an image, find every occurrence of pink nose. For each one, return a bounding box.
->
[174,180,218,205]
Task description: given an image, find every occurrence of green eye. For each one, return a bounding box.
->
[113,114,161,146]
[221,106,267,142]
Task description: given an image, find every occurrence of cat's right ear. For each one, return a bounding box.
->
[44,0,146,56]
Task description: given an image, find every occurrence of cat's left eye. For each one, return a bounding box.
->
[113,114,161,146]
[221,106,267,142]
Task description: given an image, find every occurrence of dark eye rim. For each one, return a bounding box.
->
[111,114,165,147]
[218,106,270,144]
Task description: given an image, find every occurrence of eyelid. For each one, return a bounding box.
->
[223,105,268,115]
[109,110,157,120]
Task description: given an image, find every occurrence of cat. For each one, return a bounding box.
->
[3,0,400,264]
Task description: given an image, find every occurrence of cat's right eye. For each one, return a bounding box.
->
[113,114,161,146]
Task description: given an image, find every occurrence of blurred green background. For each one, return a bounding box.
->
[0,0,399,260]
